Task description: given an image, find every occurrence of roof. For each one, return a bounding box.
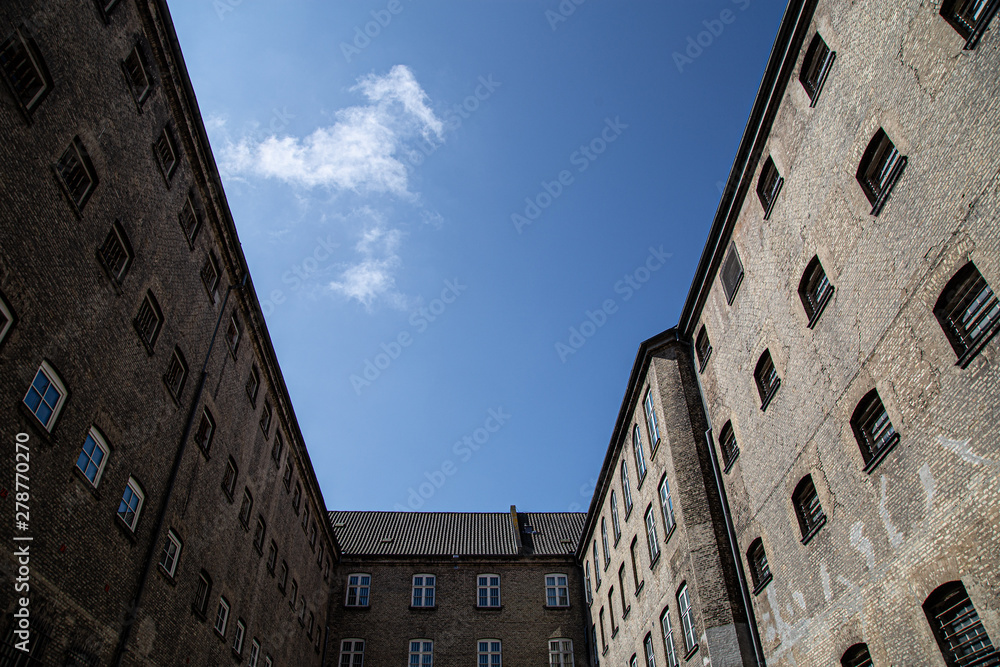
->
[328,509,586,557]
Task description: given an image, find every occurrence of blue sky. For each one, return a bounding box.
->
[168,0,787,513]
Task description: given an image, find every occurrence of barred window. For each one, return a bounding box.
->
[194,408,215,454]
[719,421,740,472]
[756,156,784,219]
[841,643,874,667]
[851,389,899,472]
[99,221,133,283]
[720,242,744,305]
[935,262,1000,367]
[857,129,906,215]
[0,27,51,112]
[793,475,826,543]
[57,137,99,210]
[799,33,836,105]
[163,347,188,399]
[122,44,151,104]
[154,127,179,180]
[747,538,772,594]
[923,581,998,667]
[134,291,163,350]
[941,0,999,48]
[799,256,834,327]
[754,350,780,411]
[179,195,201,244]
[695,325,712,372]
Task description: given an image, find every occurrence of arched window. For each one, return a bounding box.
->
[851,389,899,472]
[633,425,648,483]
[719,421,739,472]
[754,350,781,411]
[935,262,1000,367]
[792,475,826,543]
[601,518,610,568]
[799,256,834,327]
[621,460,634,516]
[592,542,601,589]
[747,538,772,594]
[857,128,906,215]
[799,33,836,106]
[841,643,873,667]
[923,581,998,666]
[584,561,593,604]
[610,490,622,542]
[695,325,712,372]
[660,607,680,667]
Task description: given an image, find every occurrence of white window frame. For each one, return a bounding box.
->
[678,584,697,653]
[545,573,570,607]
[117,476,144,531]
[621,461,633,515]
[644,389,660,447]
[248,638,260,667]
[661,607,679,667]
[409,639,433,666]
[159,529,182,577]
[601,518,610,567]
[23,360,68,431]
[644,633,657,667]
[264,655,273,667]
[412,574,436,607]
[214,596,230,636]
[584,562,593,605]
[659,474,676,536]
[548,638,574,666]
[645,505,660,562]
[76,426,110,487]
[592,542,601,588]
[345,573,371,607]
[610,490,621,542]
[0,293,13,344]
[226,313,241,355]
[339,639,365,666]
[477,574,501,608]
[633,425,647,481]
[477,639,502,666]
[233,617,245,654]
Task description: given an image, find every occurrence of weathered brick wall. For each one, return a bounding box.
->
[693,0,1000,664]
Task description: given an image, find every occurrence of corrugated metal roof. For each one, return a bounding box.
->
[328,510,585,557]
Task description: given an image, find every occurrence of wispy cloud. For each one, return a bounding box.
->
[220,65,443,197]
[328,210,407,310]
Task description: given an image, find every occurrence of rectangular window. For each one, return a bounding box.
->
[260,399,272,436]
[411,575,437,607]
[644,389,660,447]
[248,639,260,667]
[633,425,647,482]
[122,44,151,104]
[621,461,633,516]
[935,262,1000,367]
[117,477,144,531]
[644,634,657,667]
[601,519,610,567]
[645,506,660,562]
[222,457,238,500]
[164,347,188,399]
[548,639,573,666]
[546,574,569,607]
[75,427,109,487]
[756,156,784,219]
[272,432,284,467]
[799,33,836,106]
[478,639,502,666]
[659,475,676,536]
[409,640,433,666]
[748,539,772,594]
[201,253,221,301]
[339,640,365,667]
[194,408,215,455]
[346,574,371,606]
[253,516,266,553]
[630,537,642,590]
[478,575,500,607]
[678,585,697,654]
[857,129,906,216]
[134,292,163,351]
[592,542,602,589]
[194,571,212,615]
[279,561,288,592]
[584,562,593,605]
[23,361,67,431]
[0,293,12,345]
[99,221,133,283]
[719,422,740,472]
[661,609,679,667]
[246,365,260,403]
[233,618,245,654]
[239,488,253,529]
[611,491,621,543]
[695,326,712,372]
[179,195,201,244]
[154,126,179,181]
[793,475,827,542]
[924,581,998,666]
[159,529,182,577]
[226,314,241,356]
[0,27,51,112]
[293,483,302,512]
[720,242,744,305]
[618,565,628,613]
[267,540,277,574]
[56,137,98,210]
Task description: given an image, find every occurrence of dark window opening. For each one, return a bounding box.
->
[133,291,163,351]
[754,350,780,411]
[179,195,200,244]
[154,127,178,180]
[747,538,772,595]
[0,28,52,113]
[941,0,1000,48]
[756,157,784,219]
[98,221,133,283]
[695,325,712,372]
[793,475,826,543]
[857,129,906,216]
[799,33,836,106]
[194,409,215,455]
[935,262,1000,368]
[852,389,899,472]
[122,45,151,105]
[719,421,740,472]
[799,256,834,328]
[841,643,874,667]
[164,347,188,399]
[56,138,98,210]
[924,581,999,667]
[720,242,744,305]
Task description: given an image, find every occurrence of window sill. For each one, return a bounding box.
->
[475,605,503,611]
[760,380,780,412]
[863,433,900,474]
[664,522,677,546]
[113,515,139,543]
[800,515,827,545]
[602,646,609,657]
[806,50,835,107]
[869,156,907,216]
[230,648,243,661]
[698,348,712,374]
[683,644,699,661]
[955,321,1000,369]
[343,604,370,610]
[71,466,103,501]
[752,574,772,596]
[806,287,834,329]
[624,507,633,522]
[214,628,226,643]
[221,488,234,504]
[621,605,631,620]
[650,437,661,458]
[544,604,572,610]
[409,605,437,611]
[17,401,59,444]
[636,473,647,490]
[761,177,783,221]
[191,604,207,622]
[634,580,645,597]
[649,551,662,570]
[611,626,619,639]
[157,564,178,587]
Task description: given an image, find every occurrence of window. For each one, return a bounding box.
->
[630,655,638,667]
[98,221,133,283]
[599,609,608,651]
[271,432,283,466]
[154,126,179,180]
[677,584,697,655]
[793,475,827,543]
[618,565,628,614]
[283,461,294,491]
[278,561,288,593]
[134,291,163,351]
[159,529,182,577]
[94,0,123,21]
[478,574,500,607]
[548,639,574,666]
[290,579,298,607]
[293,483,302,512]
[747,538,772,594]
[339,640,365,667]
[621,461,633,517]
[253,516,266,553]
[658,474,676,537]
[222,457,238,500]
[267,540,277,573]
[239,488,253,529]
[754,350,780,411]
[695,325,712,372]
[56,137,98,210]
[799,33,835,105]
[590,625,599,666]
[214,599,229,634]
[941,0,999,48]
[346,574,371,606]
[412,575,435,607]
[592,542,602,589]
[117,477,144,531]
[799,256,834,327]
[478,639,502,666]
[194,570,212,615]
[546,574,569,607]
[179,195,201,243]
[307,610,314,635]
[0,292,13,345]
[260,399,272,437]
[23,361,67,431]
[233,618,245,654]
[719,421,739,472]
[644,389,660,448]
[601,518,610,568]
[194,408,215,454]
[610,491,621,543]
[935,262,1000,367]
[249,639,260,667]
[630,537,642,590]
[852,389,900,471]
[633,425,647,483]
[246,365,260,403]
[841,643,874,667]
[661,608,679,667]
[756,156,784,219]
[409,640,433,666]
[226,314,241,356]
[924,581,998,666]
[644,633,657,667]
[75,427,109,487]
[122,44,151,104]
[607,590,616,633]
[0,27,51,113]
[264,655,273,667]
[201,252,221,301]
[318,541,325,566]
[584,562,593,605]
[164,347,188,399]
[857,129,906,215]
[720,242,744,304]
[645,505,660,563]
[302,503,310,531]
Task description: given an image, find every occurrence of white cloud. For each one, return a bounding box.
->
[328,213,407,310]
[220,65,442,197]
